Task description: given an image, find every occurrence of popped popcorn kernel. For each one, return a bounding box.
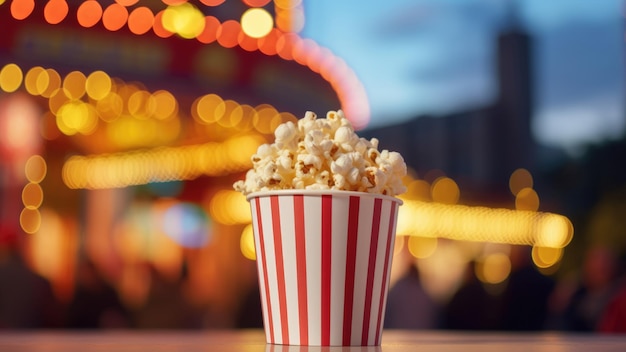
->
[234,110,408,197]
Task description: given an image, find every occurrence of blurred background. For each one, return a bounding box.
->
[0,0,625,333]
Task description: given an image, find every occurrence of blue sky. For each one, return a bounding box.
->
[301,0,625,154]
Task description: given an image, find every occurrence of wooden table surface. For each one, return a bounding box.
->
[1,330,626,351]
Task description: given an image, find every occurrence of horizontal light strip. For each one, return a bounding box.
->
[62,135,264,189]
[397,199,573,248]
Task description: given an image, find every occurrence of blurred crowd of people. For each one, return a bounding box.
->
[0,245,207,329]
[385,244,626,333]
[2,241,626,332]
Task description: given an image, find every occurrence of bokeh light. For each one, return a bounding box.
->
[476,252,511,284]
[396,198,573,249]
[24,66,49,96]
[208,190,251,225]
[431,177,460,204]
[532,246,563,268]
[217,20,241,48]
[25,155,47,183]
[22,182,43,209]
[243,0,271,6]
[193,93,226,124]
[62,135,264,189]
[76,0,103,27]
[10,0,35,20]
[240,224,256,260]
[515,187,540,211]
[162,3,206,39]
[62,71,87,100]
[128,7,154,35]
[44,0,69,25]
[20,207,41,234]
[407,236,438,259]
[0,63,23,93]
[0,94,41,156]
[241,8,273,39]
[102,3,129,31]
[161,203,211,248]
[56,101,98,135]
[152,90,178,120]
[42,69,61,98]
[509,168,533,196]
[85,71,112,101]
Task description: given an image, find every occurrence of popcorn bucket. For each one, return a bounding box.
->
[247,190,402,346]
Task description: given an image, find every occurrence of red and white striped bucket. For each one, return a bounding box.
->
[247,190,402,346]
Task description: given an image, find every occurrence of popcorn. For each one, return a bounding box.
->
[233,110,407,197]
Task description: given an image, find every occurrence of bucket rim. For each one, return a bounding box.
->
[245,189,403,205]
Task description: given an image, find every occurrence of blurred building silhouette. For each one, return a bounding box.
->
[362,25,535,202]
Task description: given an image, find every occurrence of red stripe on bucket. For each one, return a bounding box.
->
[255,198,274,343]
[362,198,383,345]
[374,202,397,345]
[342,196,360,345]
[293,195,309,345]
[270,195,289,345]
[321,194,332,345]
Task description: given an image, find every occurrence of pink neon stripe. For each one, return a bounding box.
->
[321,194,333,345]
[255,198,274,343]
[374,202,397,345]
[342,196,360,345]
[361,198,383,345]
[293,195,309,345]
[270,195,289,345]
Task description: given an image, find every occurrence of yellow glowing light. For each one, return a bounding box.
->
[515,187,539,211]
[96,92,124,122]
[218,100,243,128]
[152,90,178,120]
[28,209,66,280]
[25,155,47,183]
[235,104,256,132]
[240,224,256,260]
[431,177,459,204]
[24,66,49,96]
[48,88,71,115]
[241,8,273,38]
[0,63,23,93]
[393,235,406,257]
[56,101,98,135]
[509,168,533,196]
[62,71,87,100]
[407,236,437,259]
[106,116,154,147]
[535,214,573,248]
[85,70,112,100]
[62,135,264,189]
[41,69,61,98]
[22,182,43,209]
[116,80,141,104]
[162,3,205,39]
[406,179,431,201]
[20,207,41,234]
[128,90,155,118]
[476,253,511,284]
[209,190,251,225]
[532,246,563,268]
[194,93,225,124]
[253,105,279,134]
[397,199,573,248]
